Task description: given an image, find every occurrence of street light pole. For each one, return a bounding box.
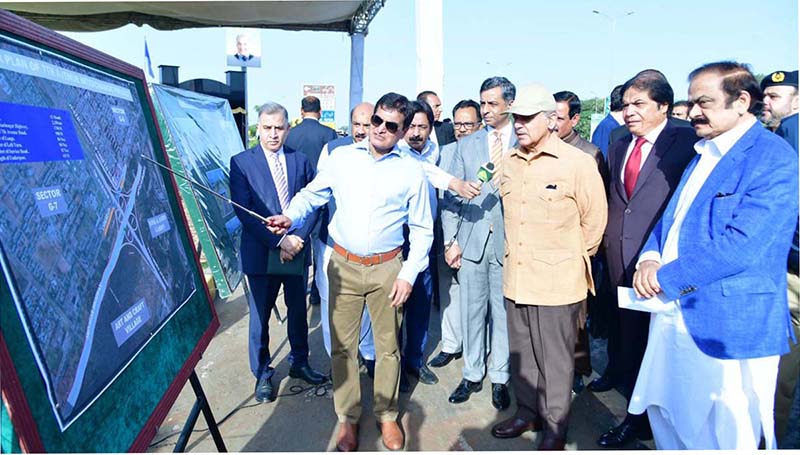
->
[592,9,634,94]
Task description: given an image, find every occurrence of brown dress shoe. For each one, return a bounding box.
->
[377,420,404,451]
[490,416,543,439]
[335,422,358,452]
[538,435,566,450]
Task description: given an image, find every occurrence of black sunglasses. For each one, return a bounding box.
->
[370,114,400,133]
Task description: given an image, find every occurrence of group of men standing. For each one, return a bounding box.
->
[229,62,799,451]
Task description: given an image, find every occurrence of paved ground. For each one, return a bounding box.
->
[144,285,652,452]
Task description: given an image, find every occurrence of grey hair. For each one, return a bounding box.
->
[258,102,289,125]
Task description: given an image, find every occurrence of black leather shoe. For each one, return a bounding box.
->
[491,383,510,410]
[289,364,328,385]
[408,364,439,385]
[428,351,462,368]
[254,376,275,403]
[448,379,482,403]
[491,417,543,439]
[587,374,617,393]
[597,421,651,448]
[572,375,585,394]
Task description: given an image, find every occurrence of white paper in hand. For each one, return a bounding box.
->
[617,287,676,313]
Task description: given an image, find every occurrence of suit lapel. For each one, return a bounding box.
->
[610,134,632,203]
[629,125,677,200]
[284,148,297,197]
[684,123,758,221]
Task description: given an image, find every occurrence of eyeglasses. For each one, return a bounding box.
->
[370,114,400,133]
[454,121,479,130]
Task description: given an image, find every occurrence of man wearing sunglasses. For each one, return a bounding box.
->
[264,93,433,452]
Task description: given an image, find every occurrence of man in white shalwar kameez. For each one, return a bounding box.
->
[631,61,799,450]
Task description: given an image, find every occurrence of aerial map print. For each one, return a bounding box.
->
[0,35,197,430]
[151,84,243,298]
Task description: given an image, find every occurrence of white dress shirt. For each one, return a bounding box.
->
[263,146,287,186]
[620,118,668,185]
[398,138,448,217]
[486,121,514,155]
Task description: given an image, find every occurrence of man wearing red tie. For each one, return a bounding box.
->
[593,70,698,448]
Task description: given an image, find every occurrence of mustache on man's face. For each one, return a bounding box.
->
[691,118,709,127]
[408,136,424,142]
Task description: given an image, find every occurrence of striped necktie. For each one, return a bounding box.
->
[490,130,503,185]
[270,153,290,211]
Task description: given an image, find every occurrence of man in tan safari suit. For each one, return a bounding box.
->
[489,84,607,450]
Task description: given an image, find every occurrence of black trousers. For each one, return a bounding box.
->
[247,273,309,379]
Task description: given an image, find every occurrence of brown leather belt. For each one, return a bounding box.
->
[333,243,402,266]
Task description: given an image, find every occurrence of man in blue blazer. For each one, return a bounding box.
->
[285,96,338,306]
[230,102,327,403]
[631,62,799,449]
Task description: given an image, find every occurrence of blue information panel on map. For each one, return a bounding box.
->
[0,102,84,164]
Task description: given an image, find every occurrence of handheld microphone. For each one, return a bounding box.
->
[477,162,495,183]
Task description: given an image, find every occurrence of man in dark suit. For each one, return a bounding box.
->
[230,102,327,403]
[418,90,456,146]
[285,96,338,306]
[591,70,698,448]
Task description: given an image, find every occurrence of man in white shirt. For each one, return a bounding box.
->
[632,61,799,450]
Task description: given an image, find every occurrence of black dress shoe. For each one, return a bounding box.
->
[408,364,439,385]
[491,416,543,439]
[491,383,510,410]
[597,421,650,448]
[428,351,462,368]
[448,379,482,403]
[572,375,585,394]
[254,376,275,403]
[587,374,617,393]
[289,364,328,385]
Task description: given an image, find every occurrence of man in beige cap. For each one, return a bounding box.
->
[490,84,607,450]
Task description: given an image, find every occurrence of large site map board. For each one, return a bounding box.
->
[150,84,244,299]
[0,11,218,452]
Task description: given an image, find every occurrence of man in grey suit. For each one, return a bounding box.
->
[442,77,515,410]
[429,99,484,369]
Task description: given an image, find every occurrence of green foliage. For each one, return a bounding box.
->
[248,124,258,148]
[576,97,605,140]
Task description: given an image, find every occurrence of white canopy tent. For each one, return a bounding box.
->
[3,1,385,111]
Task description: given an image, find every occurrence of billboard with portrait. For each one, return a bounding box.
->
[226,29,261,68]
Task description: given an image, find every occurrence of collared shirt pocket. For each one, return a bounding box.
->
[537,180,574,224]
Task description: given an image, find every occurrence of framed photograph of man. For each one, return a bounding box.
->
[226,29,261,68]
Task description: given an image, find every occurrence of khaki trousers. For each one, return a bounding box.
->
[327,251,403,423]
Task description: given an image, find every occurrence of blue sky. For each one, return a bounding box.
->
[63,0,799,127]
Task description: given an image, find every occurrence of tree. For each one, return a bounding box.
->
[575,97,605,140]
